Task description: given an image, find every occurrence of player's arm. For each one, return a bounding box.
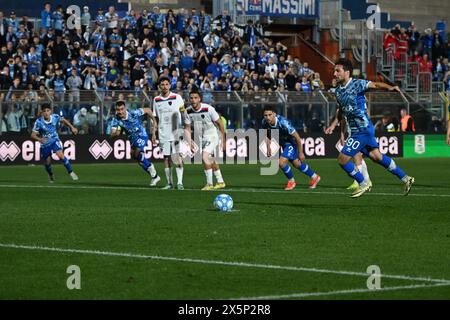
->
[215,118,226,151]
[142,107,157,144]
[446,118,450,146]
[291,131,305,161]
[325,107,341,134]
[61,118,78,135]
[368,81,400,92]
[31,130,46,144]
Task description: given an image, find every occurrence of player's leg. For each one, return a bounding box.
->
[201,151,215,190]
[367,148,414,195]
[55,149,78,181]
[279,155,296,190]
[172,149,184,190]
[204,136,225,189]
[161,141,173,189]
[348,153,371,190]
[131,146,160,186]
[290,143,320,189]
[338,135,372,197]
[169,142,184,190]
[44,155,54,183]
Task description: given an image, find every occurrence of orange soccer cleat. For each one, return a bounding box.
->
[284,180,296,191]
[309,175,321,189]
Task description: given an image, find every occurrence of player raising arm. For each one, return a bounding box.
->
[331,58,414,198]
[31,103,79,182]
[111,100,161,186]
[263,105,320,190]
[184,89,226,190]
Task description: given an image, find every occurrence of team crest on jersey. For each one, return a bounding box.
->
[168,101,172,105]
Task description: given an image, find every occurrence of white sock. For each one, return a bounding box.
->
[165,167,173,185]
[204,169,213,185]
[213,169,224,184]
[176,167,184,185]
[357,165,366,183]
[360,159,370,181]
[148,164,157,178]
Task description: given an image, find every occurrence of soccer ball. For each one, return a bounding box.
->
[214,194,233,212]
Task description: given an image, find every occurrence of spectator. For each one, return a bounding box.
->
[234,19,262,47]
[41,2,52,30]
[300,76,312,92]
[73,107,88,133]
[400,108,415,132]
[419,53,433,72]
[407,24,421,56]
[86,106,99,134]
[4,98,23,132]
[421,28,433,58]
[312,73,325,91]
[205,56,222,80]
[432,29,444,64]
[81,6,91,34]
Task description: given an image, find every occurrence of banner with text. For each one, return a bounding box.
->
[236,0,319,17]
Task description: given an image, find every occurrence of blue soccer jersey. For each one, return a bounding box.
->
[32,114,62,147]
[262,115,297,147]
[335,78,374,135]
[111,108,148,149]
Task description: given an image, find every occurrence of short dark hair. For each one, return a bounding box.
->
[335,58,353,75]
[189,88,202,100]
[115,100,126,108]
[157,76,170,85]
[263,105,276,113]
[41,103,52,111]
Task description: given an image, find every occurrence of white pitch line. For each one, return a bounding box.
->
[0,243,449,285]
[0,183,449,198]
[233,282,450,300]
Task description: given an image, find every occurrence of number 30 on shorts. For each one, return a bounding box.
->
[345,138,360,150]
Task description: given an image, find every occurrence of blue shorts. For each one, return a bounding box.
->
[341,132,379,157]
[41,140,63,159]
[281,143,299,162]
[130,136,149,151]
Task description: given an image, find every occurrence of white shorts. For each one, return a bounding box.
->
[160,140,180,156]
[200,135,219,156]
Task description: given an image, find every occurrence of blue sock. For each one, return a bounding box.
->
[379,155,407,180]
[45,164,53,176]
[281,164,294,180]
[299,162,315,178]
[62,157,73,174]
[137,152,152,173]
[340,162,364,183]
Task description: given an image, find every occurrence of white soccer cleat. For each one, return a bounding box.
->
[162,184,173,190]
[150,175,161,187]
[350,183,371,198]
[69,172,79,181]
[404,176,415,196]
[49,174,55,183]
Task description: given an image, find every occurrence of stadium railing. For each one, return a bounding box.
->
[1,90,448,136]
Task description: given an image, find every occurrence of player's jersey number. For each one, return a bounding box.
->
[345,138,360,150]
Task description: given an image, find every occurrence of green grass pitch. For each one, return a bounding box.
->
[0,158,449,299]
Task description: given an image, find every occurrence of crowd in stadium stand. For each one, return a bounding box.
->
[383,22,450,87]
[0,4,331,134]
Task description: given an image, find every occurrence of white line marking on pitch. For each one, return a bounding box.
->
[0,243,449,285]
[233,282,450,300]
[0,184,449,198]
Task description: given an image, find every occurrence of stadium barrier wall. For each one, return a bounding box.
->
[403,134,450,158]
[0,133,404,165]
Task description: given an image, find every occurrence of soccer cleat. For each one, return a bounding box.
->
[309,175,321,189]
[404,176,415,196]
[162,184,173,190]
[347,180,359,191]
[150,175,161,187]
[213,182,226,189]
[49,174,55,183]
[350,183,371,198]
[69,172,79,181]
[177,184,184,190]
[284,180,296,191]
[201,184,214,191]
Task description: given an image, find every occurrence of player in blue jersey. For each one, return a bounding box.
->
[262,106,321,190]
[31,103,79,182]
[110,100,161,186]
[327,58,414,197]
